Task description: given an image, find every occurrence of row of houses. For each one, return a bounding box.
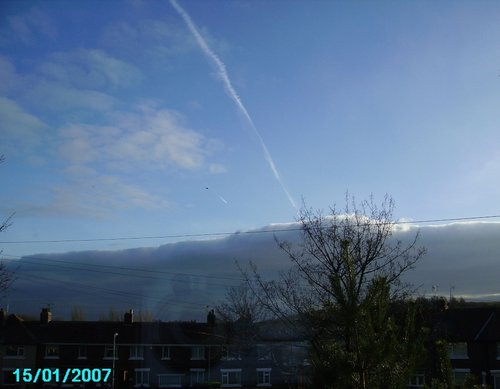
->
[433,306,500,388]
[0,308,310,388]
[4,305,500,388]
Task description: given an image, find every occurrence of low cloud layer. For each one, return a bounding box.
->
[6,221,500,321]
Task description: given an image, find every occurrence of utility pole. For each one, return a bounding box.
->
[112,333,118,389]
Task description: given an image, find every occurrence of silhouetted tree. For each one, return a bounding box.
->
[0,216,15,294]
[136,309,155,322]
[0,155,16,295]
[99,307,121,321]
[215,284,269,352]
[216,283,267,323]
[71,305,86,321]
[427,340,453,388]
[245,194,426,389]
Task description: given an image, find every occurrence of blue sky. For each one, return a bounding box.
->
[1,1,500,316]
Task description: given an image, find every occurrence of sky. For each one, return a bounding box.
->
[1,1,500,319]
[9,222,500,321]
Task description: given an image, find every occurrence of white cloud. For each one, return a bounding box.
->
[101,19,196,62]
[0,96,45,150]
[58,137,97,166]
[78,173,170,211]
[4,8,56,45]
[39,49,142,90]
[18,171,170,219]
[474,155,500,187]
[48,106,221,214]
[0,33,225,216]
[2,49,137,115]
[64,165,97,176]
[143,109,205,169]
[0,56,22,95]
[209,163,227,174]
[25,80,116,113]
[58,106,215,172]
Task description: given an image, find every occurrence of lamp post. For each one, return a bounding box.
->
[112,333,118,389]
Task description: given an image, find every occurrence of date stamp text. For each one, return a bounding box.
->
[12,368,112,384]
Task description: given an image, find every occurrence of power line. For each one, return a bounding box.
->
[16,272,208,310]
[16,259,235,289]
[1,254,244,284]
[1,214,500,245]
[1,258,240,291]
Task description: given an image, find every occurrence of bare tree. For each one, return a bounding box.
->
[244,194,426,389]
[0,213,13,235]
[216,283,267,323]
[71,305,86,321]
[0,155,16,294]
[136,309,155,322]
[99,307,121,321]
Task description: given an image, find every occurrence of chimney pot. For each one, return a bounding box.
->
[207,309,216,327]
[40,308,52,323]
[124,309,134,324]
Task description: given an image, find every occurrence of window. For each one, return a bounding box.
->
[5,346,24,358]
[408,372,425,388]
[190,369,205,385]
[158,374,182,388]
[448,342,468,359]
[78,346,87,359]
[496,343,500,359]
[221,369,241,388]
[104,345,117,359]
[191,346,205,360]
[453,369,470,388]
[161,346,170,360]
[130,345,144,360]
[257,345,272,361]
[135,369,150,387]
[45,344,59,358]
[222,346,241,361]
[280,344,308,366]
[492,371,500,389]
[257,368,271,387]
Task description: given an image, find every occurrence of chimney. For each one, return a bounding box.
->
[40,308,52,323]
[207,309,216,327]
[124,309,133,324]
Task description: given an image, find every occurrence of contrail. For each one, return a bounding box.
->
[206,187,228,205]
[170,0,297,210]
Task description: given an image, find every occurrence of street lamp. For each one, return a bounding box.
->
[112,333,118,389]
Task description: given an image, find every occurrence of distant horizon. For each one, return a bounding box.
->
[2,220,500,321]
[8,291,500,323]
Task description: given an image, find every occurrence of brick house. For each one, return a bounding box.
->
[433,307,500,388]
[0,308,310,389]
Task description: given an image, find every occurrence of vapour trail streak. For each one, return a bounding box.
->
[206,187,228,204]
[170,0,297,210]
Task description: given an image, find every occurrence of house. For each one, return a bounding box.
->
[0,309,38,388]
[404,304,500,388]
[433,307,500,388]
[0,308,310,389]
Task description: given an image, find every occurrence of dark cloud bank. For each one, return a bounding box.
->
[7,222,500,321]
